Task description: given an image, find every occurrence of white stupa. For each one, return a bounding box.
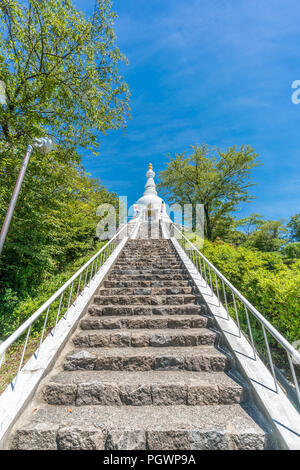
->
[132,163,171,223]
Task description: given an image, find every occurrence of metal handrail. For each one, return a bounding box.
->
[0,222,133,388]
[167,221,300,407]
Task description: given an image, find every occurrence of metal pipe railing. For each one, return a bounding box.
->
[0,222,133,390]
[166,221,300,408]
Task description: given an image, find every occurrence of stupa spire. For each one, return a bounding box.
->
[144,162,157,197]
[132,163,170,223]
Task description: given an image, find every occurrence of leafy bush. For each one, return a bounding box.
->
[281,242,300,260]
[200,240,300,345]
[0,240,105,340]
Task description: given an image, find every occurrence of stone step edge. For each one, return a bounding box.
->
[80,315,210,330]
[9,404,269,450]
[63,346,230,372]
[42,375,247,406]
[73,328,218,348]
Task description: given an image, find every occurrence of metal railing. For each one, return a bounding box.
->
[0,222,132,391]
[166,222,300,409]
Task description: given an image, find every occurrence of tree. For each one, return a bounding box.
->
[157,144,261,240]
[287,213,300,242]
[0,0,128,288]
[0,151,119,293]
[281,242,300,260]
[0,0,129,156]
[244,220,286,252]
[237,213,265,236]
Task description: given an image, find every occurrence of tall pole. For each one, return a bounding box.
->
[0,144,33,256]
[0,138,53,256]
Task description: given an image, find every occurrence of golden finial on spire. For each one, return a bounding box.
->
[148,163,153,170]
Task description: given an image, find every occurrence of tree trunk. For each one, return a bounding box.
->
[204,204,212,241]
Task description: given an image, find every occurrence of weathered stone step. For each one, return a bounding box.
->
[42,370,247,406]
[120,252,175,256]
[119,258,176,262]
[88,304,206,317]
[73,328,217,348]
[116,256,179,261]
[116,257,181,262]
[10,404,269,450]
[119,252,177,255]
[80,314,209,331]
[93,294,200,306]
[124,242,171,244]
[114,265,183,271]
[121,249,174,253]
[123,242,171,246]
[108,274,189,281]
[111,268,187,275]
[120,254,175,258]
[113,264,183,270]
[103,280,192,288]
[127,239,167,242]
[64,345,229,372]
[98,286,194,296]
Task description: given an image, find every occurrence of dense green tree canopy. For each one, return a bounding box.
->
[237,213,265,236]
[243,220,286,252]
[0,151,118,292]
[287,213,300,242]
[0,0,129,154]
[157,144,261,240]
[0,1,126,323]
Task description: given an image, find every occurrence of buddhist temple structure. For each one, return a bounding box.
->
[132,163,171,223]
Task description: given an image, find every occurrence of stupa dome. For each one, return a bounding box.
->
[132,163,170,223]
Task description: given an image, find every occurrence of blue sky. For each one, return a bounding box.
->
[76,0,300,222]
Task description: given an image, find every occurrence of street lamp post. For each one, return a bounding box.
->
[0,137,54,256]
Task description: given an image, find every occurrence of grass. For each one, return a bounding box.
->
[0,240,108,395]
[0,338,40,395]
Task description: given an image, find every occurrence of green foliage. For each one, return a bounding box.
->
[281,242,300,260]
[0,239,105,339]
[287,213,300,242]
[237,213,265,235]
[243,220,286,252]
[158,144,261,240]
[201,240,300,344]
[0,1,128,347]
[0,0,129,153]
[0,150,118,293]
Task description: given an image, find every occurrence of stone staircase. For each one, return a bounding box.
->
[9,238,272,450]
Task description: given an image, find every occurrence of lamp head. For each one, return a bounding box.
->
[32,137,54,154]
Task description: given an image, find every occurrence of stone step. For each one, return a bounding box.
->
[125,240,170,245]
[42,370,247,406]
[98,287,194,296]
[119,256,176,260]
[113,264,183,270]
[63,346,229,372]
[121,248,174,252]
[126,246,169,249]
[111,268,187,275]
[88,304,206,317]
[93,294,200,306]
[103,280,192,288]
[10,404,269,450]
[119,253,176,257]
[73,328,217,348]
[121,251,174,255]
[116,255,180,261]
[126,239,167,243]
[80,314,210,331]
[121,253,175,257]
[116,257,181,262]
[108,274,189,280]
